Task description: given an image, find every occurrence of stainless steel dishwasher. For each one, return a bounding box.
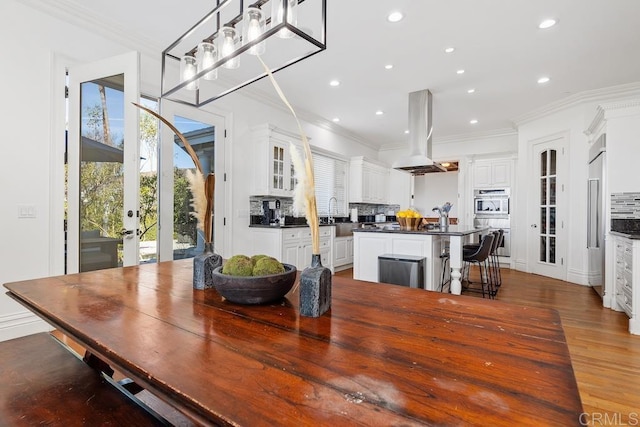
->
[378,254,425,289]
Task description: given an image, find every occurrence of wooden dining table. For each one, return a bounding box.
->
[4,259,583,426]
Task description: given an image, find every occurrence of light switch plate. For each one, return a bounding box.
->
[18,204,37,218]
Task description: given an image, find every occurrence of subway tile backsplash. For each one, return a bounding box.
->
[348,203,400,216]
[611,192,640,219]
[248,197,399,218]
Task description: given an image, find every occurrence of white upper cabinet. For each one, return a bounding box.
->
[388,168,412,208]
[349,157,390,204]
[473,158,512,188]
[251,124,300,196]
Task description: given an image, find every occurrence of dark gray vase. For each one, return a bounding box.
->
[193,242,222,290]
[299,254,332,317]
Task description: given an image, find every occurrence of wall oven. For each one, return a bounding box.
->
[474,188,510,217]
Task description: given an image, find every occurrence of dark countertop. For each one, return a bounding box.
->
[249,224,335,229]
[610,231,640,240]
[354,224,488,237]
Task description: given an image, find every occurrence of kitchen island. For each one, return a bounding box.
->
[354,225,488,294]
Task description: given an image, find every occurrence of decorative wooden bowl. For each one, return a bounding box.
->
[211,264,297,304]
[398,217,421,230]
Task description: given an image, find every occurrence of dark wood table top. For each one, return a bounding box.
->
[4,260,583,426]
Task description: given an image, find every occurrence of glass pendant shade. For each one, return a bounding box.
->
[242,7,266,55]
[271,0,298,39]
[180,55,199,90]
[197,42,218,80]
[218,26,240,69]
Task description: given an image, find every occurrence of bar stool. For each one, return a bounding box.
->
[491,229,504,293]
[462,233,495,299]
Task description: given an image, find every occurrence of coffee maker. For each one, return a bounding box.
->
[261,200,273,225]
[261,200,281,225]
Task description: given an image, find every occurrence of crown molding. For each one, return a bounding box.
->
[20,0,162,57]
[512,82,640,127]
[585,98,640,136]
[378,127,518,152]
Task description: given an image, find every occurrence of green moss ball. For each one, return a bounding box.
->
[253,257,285,276]
[222,255,254,276]
[250,254,269,266]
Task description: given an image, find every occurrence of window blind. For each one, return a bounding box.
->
[312,153,346,216]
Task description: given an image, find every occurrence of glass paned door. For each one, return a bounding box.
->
[172,116,215,259]
[67,52,140,274]
[529,134,566,280]
[539,150,557,264]
[78,77,126,272]
[157,100,226,262]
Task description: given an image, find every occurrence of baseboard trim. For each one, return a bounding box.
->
[567,268,589,286]
[0,311,52,342]
[333,263,353,273]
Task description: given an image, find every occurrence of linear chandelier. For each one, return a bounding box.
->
[161,0,326,107]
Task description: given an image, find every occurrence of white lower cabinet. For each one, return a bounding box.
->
[612,234,639,335]
[333,236,354,269]
[252,226,334,272]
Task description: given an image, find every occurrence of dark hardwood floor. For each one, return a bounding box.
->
[336,267,640,423]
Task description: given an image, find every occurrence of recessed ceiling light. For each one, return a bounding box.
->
[470,119,478,124]
[329,80,340,87]
[456,69,465,75]
[538,76,551,84]
[467,88,476,94]
[444,47,455,53]
[404,130,410,134]
[332,117,340,123]
[538,19,557,29]
[387,11,404,23]
[375,110,384,116]
[384,64,393,70]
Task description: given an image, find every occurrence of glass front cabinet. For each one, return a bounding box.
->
[251,124,301,197]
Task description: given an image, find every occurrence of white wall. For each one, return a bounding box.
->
[515,94,640,285]
[0,1,140,340]
[413,172,459,218]
[515,105,591,283]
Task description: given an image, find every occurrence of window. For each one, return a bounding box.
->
[312,153,347,216]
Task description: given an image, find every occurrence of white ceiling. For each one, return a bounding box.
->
[29,0,640,149]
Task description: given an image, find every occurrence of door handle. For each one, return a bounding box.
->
[531,224,538,228]
[121,229,135,236]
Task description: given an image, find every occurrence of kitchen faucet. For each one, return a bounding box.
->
[328,197,338,224]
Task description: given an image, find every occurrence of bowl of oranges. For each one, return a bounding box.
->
[396,209,422,230]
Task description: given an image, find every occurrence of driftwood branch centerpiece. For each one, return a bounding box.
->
[258,57,331,317]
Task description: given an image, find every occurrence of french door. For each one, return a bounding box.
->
[157,100,226,262]
[528,133,567,280]
[67,52,140,273]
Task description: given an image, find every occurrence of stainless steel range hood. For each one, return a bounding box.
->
[392,89,446,175]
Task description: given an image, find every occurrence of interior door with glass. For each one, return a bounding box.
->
[528,134,567,280]
[67,52,140,273]
[157,100,226,262]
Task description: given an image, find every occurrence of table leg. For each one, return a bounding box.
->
[449,235,462,295]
